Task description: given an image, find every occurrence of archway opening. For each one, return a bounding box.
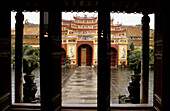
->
[61,48,66,66]
[78,44,92,66]
[111,48,117,67]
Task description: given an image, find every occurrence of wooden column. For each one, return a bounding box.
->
[162,1,169,110]
[15,11,24,103]
[40,9,61,110]
[141,13,150,103]
[98,3,110,111]
[0,8,11,111]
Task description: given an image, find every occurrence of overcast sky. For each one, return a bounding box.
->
[11,12,154,30]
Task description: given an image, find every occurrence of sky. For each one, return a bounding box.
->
[11,12,155,30]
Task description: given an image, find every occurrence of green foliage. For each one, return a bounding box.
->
[11,42,15,56]
[23,45,40,74]
[128,48,154,74]
[24,45,39,56]
[149,48,154,68]
[65,55,71,67]
[130,42,135,50]
[23,45,33,52]
[128,49,141,75]
[23,54,39,75]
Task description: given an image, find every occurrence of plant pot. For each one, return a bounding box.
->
[131,75,141,83]
[128,74,141,104]
[24,74,35,84]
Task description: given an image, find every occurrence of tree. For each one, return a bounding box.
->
[149,48,154,69]
[128,49,141,75]
[130,42,135,51]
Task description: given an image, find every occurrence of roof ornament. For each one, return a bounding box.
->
[24,19,33,25]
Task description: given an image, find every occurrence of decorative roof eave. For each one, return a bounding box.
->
[68,27,97,30]
[62,30,68,32]
[73,16,97,20]
[73,22,98,25]
[111,36,128,38]
[111,24,122,27]
[62,19,73,22]
[62,24,69,27]
[111,29,126,32]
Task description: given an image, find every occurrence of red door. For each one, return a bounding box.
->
[61,48,66,66]
[78,45,92,66]
[86,45,92,66]
[111,48,117,66]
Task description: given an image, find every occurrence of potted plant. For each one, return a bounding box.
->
[121,61,126,68]
[65,55,71,68]
[128,49,141,82]
[128,49,141,104]
[23,54,39,83]
[23,54,39,103]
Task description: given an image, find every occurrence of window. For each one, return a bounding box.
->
[115,28,120,30]
[120,40,126,43]
[68,40,76,42]
[69,31,73,34]
[88,20,92,23]
[83,31,87,34]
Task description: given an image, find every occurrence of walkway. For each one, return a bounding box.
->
[62,67,154,105]
[12,66,153,105]
[62,67,97,105]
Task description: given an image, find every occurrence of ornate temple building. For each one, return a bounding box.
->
[11,15,128,67]
[61,15,128,66]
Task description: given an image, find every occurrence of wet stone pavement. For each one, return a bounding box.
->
[62,67,97,105]
[12,66,153,105]
[62,67,154,105]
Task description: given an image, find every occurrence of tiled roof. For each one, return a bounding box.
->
[11,25,154,38]
[122,26,154,37]
[11,25,39,35]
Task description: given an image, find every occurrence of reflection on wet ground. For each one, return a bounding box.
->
[110,68,131,104]
[62,67,154,105]
[62,67,97,105]
[12,66,153,105]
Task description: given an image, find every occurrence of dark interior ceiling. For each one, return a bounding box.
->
[6,0,159,13]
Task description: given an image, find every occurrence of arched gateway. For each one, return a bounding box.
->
[111,48,117,66]
[78,44,92,66]
[61,14,128,66]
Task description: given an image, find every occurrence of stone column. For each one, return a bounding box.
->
[141,13,150,103]
[15,11,24,103]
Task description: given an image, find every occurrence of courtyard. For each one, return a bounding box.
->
[12,66,153,105]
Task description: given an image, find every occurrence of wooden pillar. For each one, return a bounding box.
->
[0,8,11,111]
[141,13,150,103]
[40,9,61,110]
[15,11,24,103]
[98,3,110,111]
[162,1,169,110]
